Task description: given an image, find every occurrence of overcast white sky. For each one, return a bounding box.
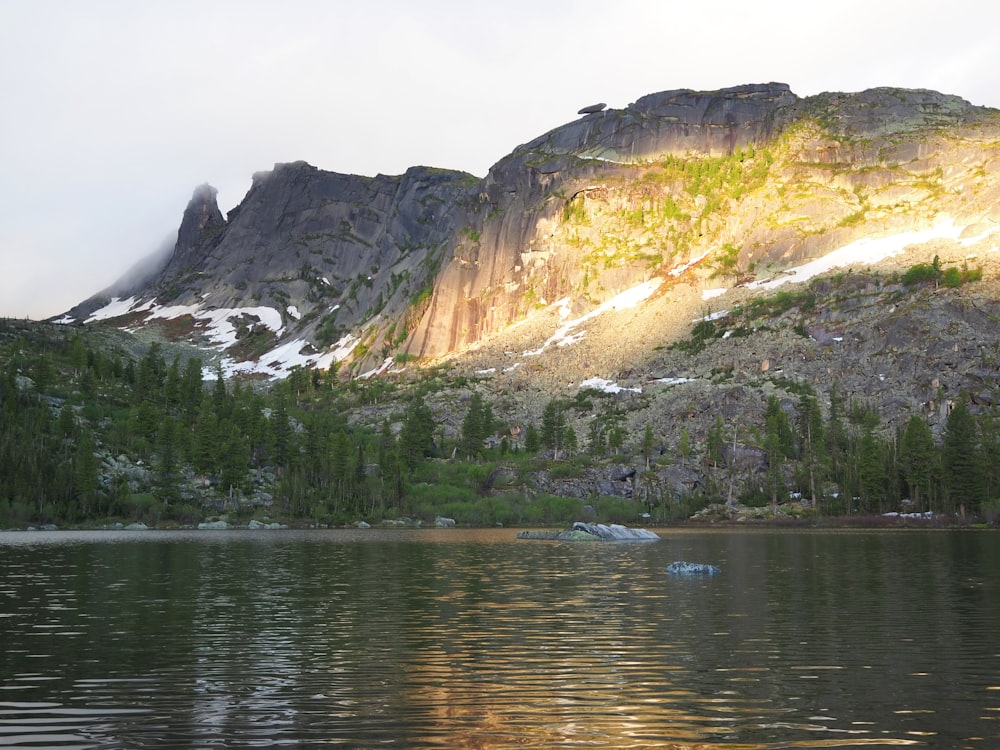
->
[2,0,998,320]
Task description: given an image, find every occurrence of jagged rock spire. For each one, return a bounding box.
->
[172,183,225,270]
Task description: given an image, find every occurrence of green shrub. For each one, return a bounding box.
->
[903,262,940,286]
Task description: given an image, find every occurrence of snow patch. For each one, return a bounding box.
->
[580,377,641,395]
[358,357,395,380]
[749,217,986,290]
[693,309,729,323]
[86,296,142,321]
[669,249,711,277]
[653,377,694,386]
[523,279,662,356]
[702,287,728,300]
[286,305,301,320]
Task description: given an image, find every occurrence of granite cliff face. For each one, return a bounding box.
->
[67,83,1000,380]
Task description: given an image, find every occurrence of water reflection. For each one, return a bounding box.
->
[0,528,997,747]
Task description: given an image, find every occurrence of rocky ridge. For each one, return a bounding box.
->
[64,83,1000,375]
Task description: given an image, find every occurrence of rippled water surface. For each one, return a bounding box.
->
[0,528,997,748]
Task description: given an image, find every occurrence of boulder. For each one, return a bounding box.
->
[517,521,659,542]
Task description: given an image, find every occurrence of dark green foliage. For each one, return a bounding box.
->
[899,415,937,511]
[902,259,940,286]
[902,255,982,288]
[670,317,723,354]
[764,396,795,459]
[459,392,494,460]
[540,399,575,459]
[942,401,985,515]
[523,423,541,453]
[399,396,436,471]
[8,312,1000,528]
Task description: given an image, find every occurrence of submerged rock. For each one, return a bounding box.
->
[666,561,721,575]
[517,521,659,542]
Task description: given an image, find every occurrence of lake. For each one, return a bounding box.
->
[0,527,997,748]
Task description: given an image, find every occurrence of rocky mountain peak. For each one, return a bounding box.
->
[170,183,225,273]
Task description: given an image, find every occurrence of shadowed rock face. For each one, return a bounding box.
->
[70,83,999,375]
[169,184,225,274]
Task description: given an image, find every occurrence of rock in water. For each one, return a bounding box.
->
[666,561,721,575]
[516,521,659,542]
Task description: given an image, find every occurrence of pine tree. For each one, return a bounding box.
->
[677,427,691,466]
[524,424,541,453]
[459,393,491,459]
[797,391,826,506]
[153,416,181,505]
[942,401,984,517]
[857,428,886,512]
[642,424,656,468]
[764,395,795,458]
[899,415,937,512]
[73,432,100,518]
[541,399,568,459]
[399,397,435,471]
[707,416,725,467]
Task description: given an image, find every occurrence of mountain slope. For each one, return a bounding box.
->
[62,83,1000,383]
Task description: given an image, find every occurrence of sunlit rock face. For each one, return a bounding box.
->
[403,84,998,360]
[69,84,1000,374]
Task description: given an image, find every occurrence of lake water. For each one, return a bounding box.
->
[0,527,997,748]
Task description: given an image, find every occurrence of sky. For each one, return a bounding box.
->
[2,0,999,320]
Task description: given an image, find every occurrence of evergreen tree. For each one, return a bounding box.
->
[524,423,541,453]
[459,392,492,460]
[72,432,100,518]
[192,396,221,476]
[181,357,204,420]
[797,391,826,506]
[707,415,725,467]
[857,428,886,512]
[764,395,795,458]
[587,416,607,456]
[218,421,249,499]
[541,399,569,459]
[153,416,181,505]
[899,415,937,512]
[399,397,435,471]
[977,415,1000,504]
[677,427,691,466]
[642,424,656,468]
[942,401,984,516]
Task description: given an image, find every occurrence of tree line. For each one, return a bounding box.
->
[2,322,998,527]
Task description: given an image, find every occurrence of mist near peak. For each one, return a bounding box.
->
[101,231,177,299]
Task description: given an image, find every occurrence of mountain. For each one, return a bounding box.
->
[62,83,1000,380]
[18,82,1000,522]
